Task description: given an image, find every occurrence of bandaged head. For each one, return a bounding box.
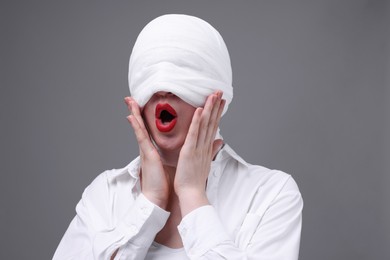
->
[128,14,233,115]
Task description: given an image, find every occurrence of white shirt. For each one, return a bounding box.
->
[53,144,303,259]
[145,242,187,260]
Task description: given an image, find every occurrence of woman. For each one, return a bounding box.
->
[54,14,303,259]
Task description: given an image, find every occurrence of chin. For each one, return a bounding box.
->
[152,134,185,152]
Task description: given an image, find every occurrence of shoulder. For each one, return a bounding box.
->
[219,144,297,188]
[218,144,302,213]
[77,158,140,211]
[246,166,299,197]
[83,157,140,196]
[74,158,141,229]
[244,165,303,216]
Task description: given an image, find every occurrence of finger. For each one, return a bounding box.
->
[204,91,223,144]
[129,100,149,137]
[124,96,132,105]
[183,107,203,150]
[125,99,149,139]
[124,96,133,113]
[197,92,217,146]
[127,115,155,154]
[206,98,225,145]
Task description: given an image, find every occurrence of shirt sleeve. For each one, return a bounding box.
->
[177,176,303,260]
[53,171,170,260]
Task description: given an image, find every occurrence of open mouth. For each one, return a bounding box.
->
[155,103,177,132]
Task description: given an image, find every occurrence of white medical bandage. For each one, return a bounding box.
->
[128,14,233,115]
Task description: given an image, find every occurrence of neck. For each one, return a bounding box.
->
[159,147,180,167]
[158,147,179,185]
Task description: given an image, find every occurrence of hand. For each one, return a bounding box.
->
[125,97,170,209]
[174,91,225,216]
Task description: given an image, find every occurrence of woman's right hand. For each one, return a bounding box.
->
[125,97,170,209]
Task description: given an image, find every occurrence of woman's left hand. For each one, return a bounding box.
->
[174,91,225,216]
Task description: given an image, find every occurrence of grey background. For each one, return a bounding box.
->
[1,1,389,259]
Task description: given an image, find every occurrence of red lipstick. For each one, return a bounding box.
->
[155,103,177,132]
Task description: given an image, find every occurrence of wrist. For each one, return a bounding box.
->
[177,189,209,216]
[142,192,168,209]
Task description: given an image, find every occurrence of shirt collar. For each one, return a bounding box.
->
[126,156,141,179]
[213,143,248,166]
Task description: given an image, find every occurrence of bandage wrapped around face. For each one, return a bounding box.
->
[128,14,233,115]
